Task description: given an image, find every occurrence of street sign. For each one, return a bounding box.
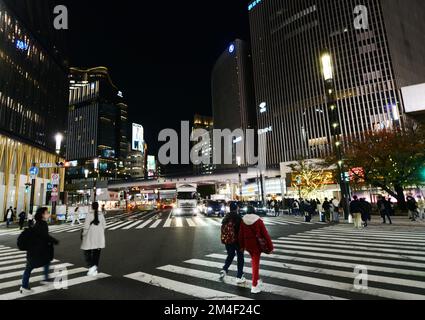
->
[40,163,56,169]
[51,187,59,202]
[29,167,39,176]
[47,183,53,191]
[51,173,60,185]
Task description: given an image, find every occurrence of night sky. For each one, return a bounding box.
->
[60,0,250,154]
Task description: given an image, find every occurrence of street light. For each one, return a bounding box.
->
[52,133,63,219]
[237,156,243,201]
[55,133,63,155]
[93,158,99,202]
[320,50,351,220]
[84,169,90,205]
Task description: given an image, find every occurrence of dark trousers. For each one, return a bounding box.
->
[19,219,25,230]
[223,244,244,279]
[381,211,392,224]
[6,218,11,228]
[22,263,50,289]
[84,249,101,268]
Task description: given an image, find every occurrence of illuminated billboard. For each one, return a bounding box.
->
[132,123,144,151]
[147,155,156,178]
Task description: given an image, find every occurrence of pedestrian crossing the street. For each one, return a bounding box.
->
[0,214,324,237]
[124,226,425,300]
[0,245,110,300]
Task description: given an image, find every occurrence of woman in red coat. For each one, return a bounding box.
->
[239,206,274,294]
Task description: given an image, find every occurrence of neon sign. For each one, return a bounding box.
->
[248,0,262,11]
[16,40,29,51]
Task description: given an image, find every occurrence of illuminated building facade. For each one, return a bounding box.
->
[66,67,130,185]
[0,0,67,220]
[192,114,214,175]
[249,0,425,167]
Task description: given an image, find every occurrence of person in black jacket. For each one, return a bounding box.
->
[20,207,59,295]
[359,198,372,227]
[219,202,245,284]
[350,196,363,229]
[18,211,26,230]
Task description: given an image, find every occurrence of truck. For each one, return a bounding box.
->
[173,183,199,216]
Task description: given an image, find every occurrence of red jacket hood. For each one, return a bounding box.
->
[242,214,261,226]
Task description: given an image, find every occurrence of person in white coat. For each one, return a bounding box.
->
[81,202,106,276]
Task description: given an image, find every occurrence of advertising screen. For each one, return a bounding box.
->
[147,155,156,177]
[132,123,144,151]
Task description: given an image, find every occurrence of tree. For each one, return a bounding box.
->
[287,159,329,199]
[334,123,425,209]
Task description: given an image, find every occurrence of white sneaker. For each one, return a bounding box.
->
[20,287,33,295]
[251,286,262,294]
[219,270,227,279]
[87,266,98,276]
[236,277,246,285]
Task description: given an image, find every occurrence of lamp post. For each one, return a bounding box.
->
[93,158,99,202]
[52,133,63,219]
[237,156,243,201]
[84,169,89,205]
[320,51,351,220]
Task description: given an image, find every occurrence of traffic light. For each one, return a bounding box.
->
[25,183,31,193]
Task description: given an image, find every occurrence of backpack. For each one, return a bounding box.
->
[221,220,236,245]
[17,228,33,251]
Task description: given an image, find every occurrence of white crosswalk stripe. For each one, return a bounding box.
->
[124,226,425,300]
[0,246,110,300]
[124,272,252,300]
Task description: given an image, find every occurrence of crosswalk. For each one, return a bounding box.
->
[0,245,110,300]
[0,215,323,237]
[124,226,425,300]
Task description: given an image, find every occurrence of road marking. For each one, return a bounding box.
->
[122,221,144,230]
[307,230,425,240]
[160,264,345,300]
[206,254,425,290]
[185,258,425,300]
[273,241,425,256]
[109,221,135,230]
[207,253,425,278]
[175,218,183,228]
[104,221,127,230]
[0,272,110,300]
[164,212,173,228]
[150,220,162,229]
[0,263,73,281]
[289,234,425,246]
[124,272,252,300]
[0,254,26,262]
[281,236,425,250]
[0,267,87,290]
[0,251,23,258]
[0,258,27,266]
[193,217,207,226]
[136,219,153,229]
[272,248,425,269]
[186,218,196,227]
[207,219,222,226]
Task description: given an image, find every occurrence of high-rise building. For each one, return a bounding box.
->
[212,39,256,170]
[192,114,214,175]
[248,0,425,167]
[0,0,68,220]
[66,67,129,183]
[125,143,147,179]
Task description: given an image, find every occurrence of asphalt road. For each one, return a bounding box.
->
[1,211,425,300]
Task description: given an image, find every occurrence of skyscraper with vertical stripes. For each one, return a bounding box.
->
[248,0,425,167]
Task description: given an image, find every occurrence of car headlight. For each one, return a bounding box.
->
[221,206,225,211]
[207,207,213,212]
[243,207,248,212]
[263,207,268,211]
[174,208,182,215]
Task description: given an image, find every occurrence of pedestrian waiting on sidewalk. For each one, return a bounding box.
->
[81,202,106,277]
[219,202,245,284]
[378,196,393,225]
[238,206,274,294]
[350,196,363,229]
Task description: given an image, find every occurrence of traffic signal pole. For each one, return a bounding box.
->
[29,162,36,220]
